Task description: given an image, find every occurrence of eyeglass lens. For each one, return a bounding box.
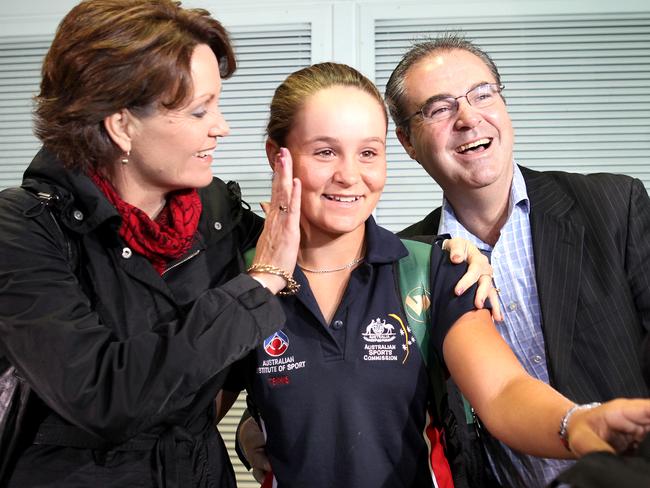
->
[421,83,501,121]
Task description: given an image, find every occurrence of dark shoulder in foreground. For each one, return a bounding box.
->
[0,186,42,230]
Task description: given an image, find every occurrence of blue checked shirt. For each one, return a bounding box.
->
[438,163,573,487]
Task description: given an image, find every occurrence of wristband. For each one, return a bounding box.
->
[558,402,601,451]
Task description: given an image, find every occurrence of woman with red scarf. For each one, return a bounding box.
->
[0,1,303,486]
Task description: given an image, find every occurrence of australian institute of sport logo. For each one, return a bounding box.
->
[264,331,289,357]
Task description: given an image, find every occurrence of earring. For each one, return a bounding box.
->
[121,151,130,165]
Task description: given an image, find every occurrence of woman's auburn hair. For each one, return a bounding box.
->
[35,0,236,172]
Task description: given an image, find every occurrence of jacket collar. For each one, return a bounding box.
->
[22,147,121,235]
[196,178,244,246]
[520,165,577,220]
[22,147,242,244]
[364,216,409,265]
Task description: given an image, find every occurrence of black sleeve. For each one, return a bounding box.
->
[222,354,250,393]
[428,244,489,360]
[0,189,285,443]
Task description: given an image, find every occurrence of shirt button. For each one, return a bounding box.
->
[213,221,222,230]
[121,247,132,259]
[72,209,84,221]
[508,302,518,311]
[532,355,543,364]
[332,320,344,330]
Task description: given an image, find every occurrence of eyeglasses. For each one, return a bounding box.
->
[400,83,504,126]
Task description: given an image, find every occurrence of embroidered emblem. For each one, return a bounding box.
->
[361,315,416,364]
[404,286,431,325]
[258,331,307,376]
[362,317,396,343]
[264,331,289,357]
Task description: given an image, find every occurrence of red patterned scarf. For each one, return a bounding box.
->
[89,171,202,274]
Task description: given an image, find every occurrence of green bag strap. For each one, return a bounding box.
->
[397,239,432,364]
[397,239,475,426]
[397,239,448,422]
[243,247,256,269]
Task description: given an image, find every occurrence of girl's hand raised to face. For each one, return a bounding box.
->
[248,148,302,295]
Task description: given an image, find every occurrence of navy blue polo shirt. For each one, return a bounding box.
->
[237,218,478,488]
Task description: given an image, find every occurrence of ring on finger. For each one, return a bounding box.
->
[478,273,499,295]
[279,204,288,213]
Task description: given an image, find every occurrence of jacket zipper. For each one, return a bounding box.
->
[161,249,201,276]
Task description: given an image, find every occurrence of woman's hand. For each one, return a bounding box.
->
[442,238,503,322]
[566,399,650,456]
[249,147,301,294]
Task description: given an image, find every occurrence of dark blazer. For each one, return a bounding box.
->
[400,165,650,400]
[399,165,650,487]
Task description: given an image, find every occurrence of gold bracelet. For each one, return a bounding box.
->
[247,263,300,296]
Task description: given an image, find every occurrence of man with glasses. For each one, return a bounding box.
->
[387,33,650,488]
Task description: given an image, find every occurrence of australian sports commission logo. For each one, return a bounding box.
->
[362,315,416,364]
[361,318,397,342]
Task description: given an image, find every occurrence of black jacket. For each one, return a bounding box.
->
[0,148,286,487]
[399,165,650,488]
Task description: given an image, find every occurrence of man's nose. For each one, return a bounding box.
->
[453,97,482,130]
